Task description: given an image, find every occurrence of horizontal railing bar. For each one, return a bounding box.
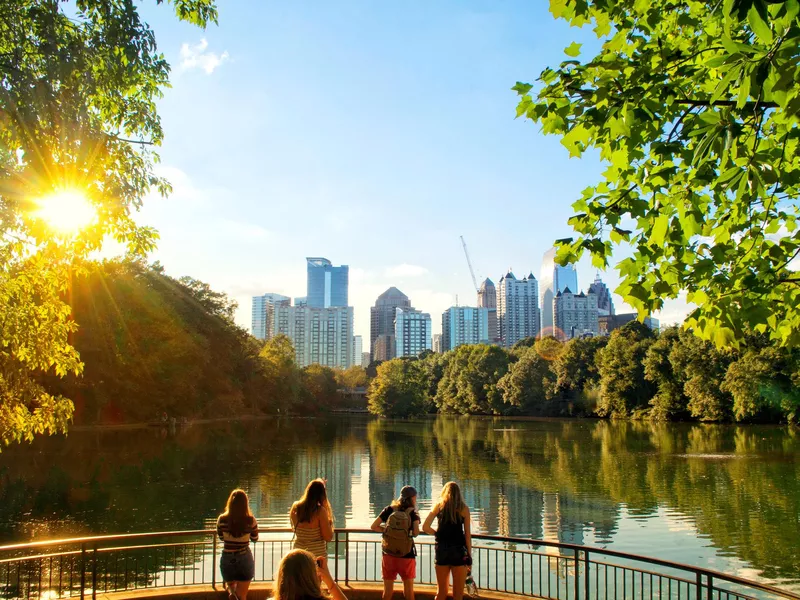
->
[0,530,212,552]
[1,528,798,599]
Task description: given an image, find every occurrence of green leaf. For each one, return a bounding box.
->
[650,214,671,247]
[747,1,773,44]
[564,42,582,57]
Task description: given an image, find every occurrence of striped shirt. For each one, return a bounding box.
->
[217,515,259,553]
[293,525,327,558]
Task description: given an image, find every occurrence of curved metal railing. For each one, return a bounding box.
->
[0,528,797,600]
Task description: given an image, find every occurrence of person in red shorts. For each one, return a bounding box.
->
[371,486,420,600]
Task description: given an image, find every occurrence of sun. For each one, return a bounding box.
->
[33,189,97,234]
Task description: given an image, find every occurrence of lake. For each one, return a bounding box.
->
[0,416,798,593]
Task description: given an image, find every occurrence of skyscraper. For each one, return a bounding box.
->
[306,257,349,308]
[540,248,579,335]
[271,304,354,368]
[441,307,489,351]
[370,287,411,361]
[477,278,499,344]
[432,334,443,353]
[394,308,432,357]
[353,335,363,365]
[554,288,599,340]
[588,274,615,316]
[251,293,291,340]
[497,271,540,347]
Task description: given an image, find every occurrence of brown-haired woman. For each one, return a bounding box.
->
[217,489,259,600]
[273,551,347,600]
[422,482,472,600]
[290,479,334,559]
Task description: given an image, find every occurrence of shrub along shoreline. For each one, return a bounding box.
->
[367,323,800,423]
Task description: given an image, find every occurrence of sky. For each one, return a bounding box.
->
[129,0,692,349]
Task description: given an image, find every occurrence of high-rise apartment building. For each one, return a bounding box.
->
[540,248,579,335]
[554,288,599,340]
[271,304,354,368]
[361,352,371,368]
[477,278,499,344]
[306,257,348,308]
[370,287,411,361]
[432,334,443,353]
[588,274,615,316]
[373,334,395,362]
[394,308,432,357]
[497,271,540,347]
[353,335,363,365]
[251,293,291,340]
[441,307,489,351]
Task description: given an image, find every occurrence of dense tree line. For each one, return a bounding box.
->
[44,261,365,425]
[368,323,800,423]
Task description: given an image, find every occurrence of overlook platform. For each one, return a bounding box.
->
[1,529,797,600]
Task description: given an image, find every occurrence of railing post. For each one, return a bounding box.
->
[344,531,349,585]
[584,551,590,600]
[707,574,713,600]
[212,532,218,590]
[334,531,339,582]
[80,544,86,600]
[696,571,702,600]
[574,550,580,600]
[91,544,97,599]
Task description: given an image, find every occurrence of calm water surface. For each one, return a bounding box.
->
[0,416,798,592]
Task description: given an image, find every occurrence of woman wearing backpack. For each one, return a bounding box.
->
[422,482,472,600]
[370,486,420,600]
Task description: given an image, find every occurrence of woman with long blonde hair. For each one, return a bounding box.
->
[273,550,347,600]
[217,489,259,600]
[290,479,334,558]
[422,482,472,600]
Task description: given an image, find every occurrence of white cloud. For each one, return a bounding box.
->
[384,263,429,278]
[179,39,229,74]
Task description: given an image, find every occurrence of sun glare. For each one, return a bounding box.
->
[33,189,96,234]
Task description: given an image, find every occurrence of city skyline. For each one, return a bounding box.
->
[124,2,692,350]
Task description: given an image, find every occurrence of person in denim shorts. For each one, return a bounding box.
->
[217,489,259,600]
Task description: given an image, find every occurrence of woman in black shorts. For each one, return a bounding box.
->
[422,481,472,600]
[217,489,259,600]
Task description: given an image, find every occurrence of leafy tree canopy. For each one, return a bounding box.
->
[516,0,800,347]
[0,0,216,446]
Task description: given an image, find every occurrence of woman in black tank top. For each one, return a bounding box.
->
[422,482,472,600]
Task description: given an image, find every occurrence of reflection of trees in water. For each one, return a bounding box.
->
[368,417,800,581]
[2,417,798,583]
[0,419,363,542]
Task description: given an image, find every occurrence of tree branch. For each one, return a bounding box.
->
[675,98,778,109]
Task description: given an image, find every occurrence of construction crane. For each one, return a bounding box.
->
[460,235,480,292]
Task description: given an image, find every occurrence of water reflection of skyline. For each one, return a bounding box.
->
[240,436,621,551]
[1,416,798,592]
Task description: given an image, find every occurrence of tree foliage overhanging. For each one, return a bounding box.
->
[0,0,216,445]
[368,326,800,423]
[43,261,362,426]
[515,0,800,347]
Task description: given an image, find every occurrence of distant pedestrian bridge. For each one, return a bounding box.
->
[0,528,796,600]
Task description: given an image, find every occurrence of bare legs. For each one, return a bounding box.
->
[435,565,467,600]
[383,579,395,600]
[383,577,415,600]
[225,580,251,600]
[402,577,415,600]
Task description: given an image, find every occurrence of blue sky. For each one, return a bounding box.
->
[131,0,690,346]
